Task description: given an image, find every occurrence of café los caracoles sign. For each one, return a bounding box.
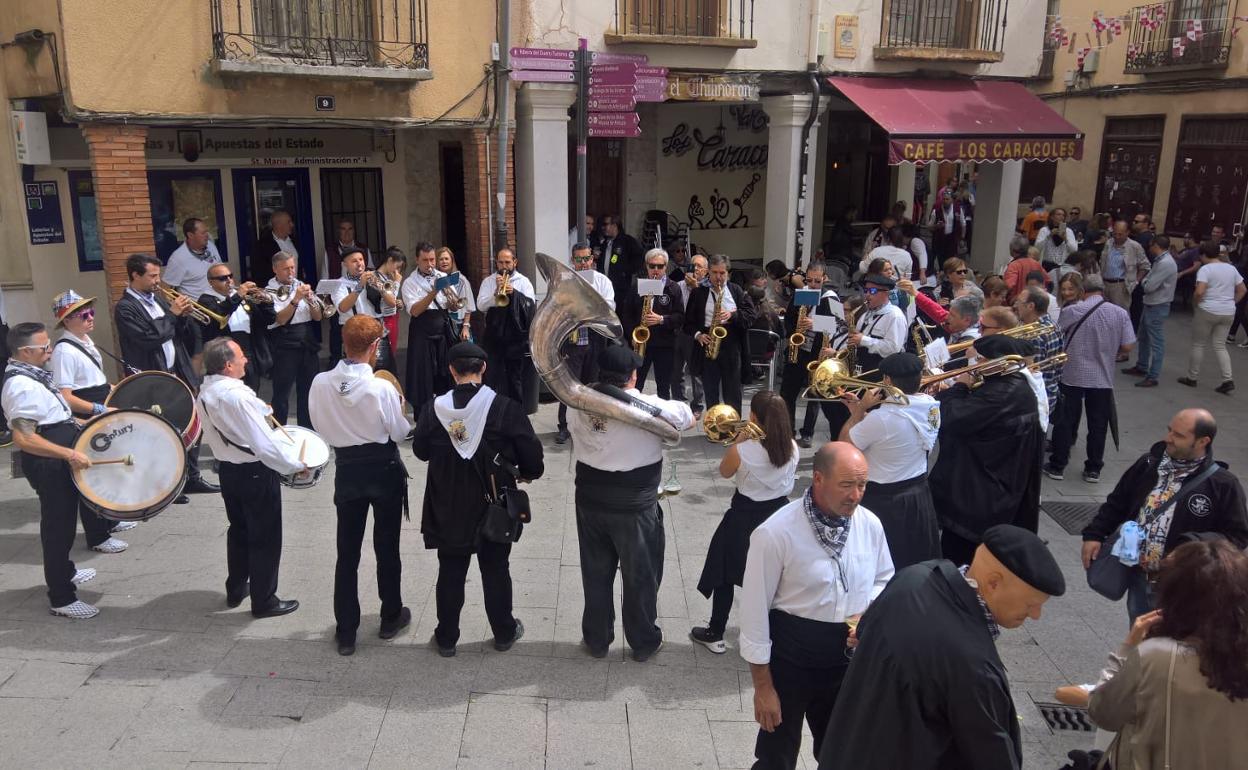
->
[890,136,1083,164]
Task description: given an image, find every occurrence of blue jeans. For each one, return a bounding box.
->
[1126,569,1156,627]
[1135,303,1169,380]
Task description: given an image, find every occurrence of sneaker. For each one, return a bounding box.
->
[1239,341,1248,349]
[1042,464,1065,481]
[109,521,138,533]
[71,568,97,585]
[796,435,813,449]
[0,429,12,449]
[689,626,727,654]
[1120,366,1147,377]
[50,600,99,619]
[631,631,664,663]
[379,607,412,640]
[1177,377,1198,388]
[1216,380,1235,395]
[554,429,570,445]
[494,618,525,652]
[1135,378,1159,388]
[1082,470,1100,483]
[91,538,128,554]
[1228,335,1237,345]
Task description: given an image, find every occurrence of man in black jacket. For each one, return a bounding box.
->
[777,262,850,445]
[600,215,644,317]
[1082,408,1248,622]
[684,254,757,414]
[115,253,217,496]
[249,209,299,287]
[199,263,274,393]
[628,248,684,399]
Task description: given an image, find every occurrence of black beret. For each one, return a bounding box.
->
[982,525,1066,596]
[879,352,923,378]
[862,273,896,289]
[972,334,1033,359]
[447,341,487,361]
[598,344,643,375]
[338,246,366,261]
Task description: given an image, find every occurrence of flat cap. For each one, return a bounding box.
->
[862,273,896,289]
[447,341,487,361]
[879,352,923,378]
[598,344,643,375]
[982,525,1066,596]
[973,334,1034,359]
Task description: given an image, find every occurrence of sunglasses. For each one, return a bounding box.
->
[210,274,234,281]
[646,263,666,269]
[572,256,594,263]
[72,309,96,320]
[953,269,969,275]
[863,287,885,295]
[980,324,1000,332]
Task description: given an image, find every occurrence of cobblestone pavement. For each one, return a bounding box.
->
[0,310,1240,768]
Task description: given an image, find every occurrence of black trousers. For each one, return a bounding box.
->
[333,461,405,642]
[671,331,704,409]
[434,539,517,647]
[701,342,743,413]
[576,494,665,653]
[557,341,599,431]
[79,504,112,548]
[754,655,848,770]
[219,461,284,611]
[636,345,675,398]
[21,452,83,607]
[941,529,980,567]
[329,319,343,363]
[270,344,319,428]
[485,351,527,404]
[1048,383,1113,474]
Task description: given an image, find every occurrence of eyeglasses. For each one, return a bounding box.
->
[20,343,52,352]
[210,274,233,281]
[953,269,969,275]
[980,324,1000,332]
[72,309,95,320]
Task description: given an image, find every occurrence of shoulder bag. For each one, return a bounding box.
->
[468,433,532,545]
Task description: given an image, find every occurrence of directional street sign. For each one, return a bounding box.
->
[510,70,576,83]
[588,96,637,112]
[635,66,669,77]
[635,82,668,102]
[510,47,575,60]
[589,125,643,138]
[588,112,641,127]
[511,57,575,71]
[588,84,637,98]
[590,52,648,65]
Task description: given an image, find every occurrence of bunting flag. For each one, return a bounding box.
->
[1172,36,1186,58]
[1186,19,1204,42]
[1076,46,1093,68]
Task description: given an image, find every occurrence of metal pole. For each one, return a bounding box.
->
[576,37,588,244]
[493,0,512,255]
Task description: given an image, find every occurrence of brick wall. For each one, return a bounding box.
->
[461,127,515,285]
[82,124,155,304]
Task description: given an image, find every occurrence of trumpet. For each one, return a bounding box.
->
[801,357,910,405]
[158,283,229,329]
[352,269,396,295]
[496,271,512,308]
[632,294,653,358]
[702,404,767,445]
[243,287,274,304]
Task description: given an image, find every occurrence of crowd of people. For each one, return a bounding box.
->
[1,200,1247,769]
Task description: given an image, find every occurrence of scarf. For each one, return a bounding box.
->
[803,488,853,592]
[1138,452,1204,571]
[6,358,56,390]
[433,384,496,460]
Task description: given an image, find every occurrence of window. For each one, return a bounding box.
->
[253,0,373,62]
[68,171,103,272]
[146,170,228,262]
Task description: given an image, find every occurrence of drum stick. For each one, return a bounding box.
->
[298,441,307,464]
[267,415,293,441]
[94,455,134,466]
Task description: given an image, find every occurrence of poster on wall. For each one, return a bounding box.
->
[25,181,65,245]
[657,104,769,259]
[834,15,859,58]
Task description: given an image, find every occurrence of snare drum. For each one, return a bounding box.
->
[72,409,188,521]
[274,425,331,489]
[106,371,202,448]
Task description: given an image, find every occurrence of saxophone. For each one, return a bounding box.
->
[835,304,859,374]
[788,305,808,363]
[632,294,653,358]
[706,287,728,361]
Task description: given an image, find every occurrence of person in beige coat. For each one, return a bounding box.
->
[1098,221,1150,310]
[1088,539,1248,770]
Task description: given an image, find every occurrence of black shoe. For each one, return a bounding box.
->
[432,635,456,658]
[689,626,726,654]
[1082,470,1101,483]
[1216,380,1235,395]
[252,598,299,618]
[226,581,250,609]
[554,429,570,445]
[185,477,220,494]
[337,637,356,656]
[631,631,664,663]
[1177,377,1198,387]
[582,640,608,659]
[1043,464,1065,481]
[379,607,412,640]
[174,494,190,505]
[796,435,813,449]
[1121,366,1147,377]
[1135,378,1159,388]
[494,618,525,652]
[0,429,12,449]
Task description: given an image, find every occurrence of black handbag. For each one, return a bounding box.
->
[471,439,531,545]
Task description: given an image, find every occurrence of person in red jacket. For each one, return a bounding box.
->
[1003,235,1046,301]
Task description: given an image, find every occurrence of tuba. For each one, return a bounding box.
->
[632,294,653,358]
[531,253,682,446]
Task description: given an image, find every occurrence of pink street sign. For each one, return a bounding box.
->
[510,47,575,60]
[588,84,635,97]
[634,76,668,89]
[635,66,669,77]
[589,125,643,138]
[591,52,648,65]
[588,112,641,127]
[511,57,575,71]
[589,63,638,76]
[588,96,637,112]
[509,70,576,83]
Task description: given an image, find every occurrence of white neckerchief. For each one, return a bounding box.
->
[433,384,497,460]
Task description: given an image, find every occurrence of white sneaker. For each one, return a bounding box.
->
[109,521,138,533]
[91,538,128,554]
[71,568,96,585]
[50,601,99,619]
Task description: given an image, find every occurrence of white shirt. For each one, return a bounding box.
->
[849,395,941,483]
[1022,368,1050,433]
[309,360,411,447]
[1043,291,1061,326]
[331,277,382,325]
[2,367,73,425]
[51,332,108,391]
[855,302,907,356]
[1035,226,1078,266]
[862,246,913,279]
[738,499,895,665]
[400,268,449,314]
[910,237,931,283]
[163,240,223,299]
[448,277,477,321]
[266,278,314,328]
[206,288,251,334]
[126,288,176,369]
[477,272,536,310]
[734,439,799,502]
[702,285,737,327]
[568,389,693,472]
[1196,262,1244,316]
[579,269,617,310]
[197,374,304,475]
[275,235,297,261]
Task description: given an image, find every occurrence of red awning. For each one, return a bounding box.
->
[828,77,1084,164]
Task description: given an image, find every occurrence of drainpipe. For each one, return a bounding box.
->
[493,0,512,258]
[792,1,823,267]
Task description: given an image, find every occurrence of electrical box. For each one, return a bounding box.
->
[1082,50,1100,73]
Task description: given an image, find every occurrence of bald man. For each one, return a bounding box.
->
[739,442,894,769]
[818,525,1066,770]
[1082,408,1248,623]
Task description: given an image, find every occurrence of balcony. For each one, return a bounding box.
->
[1124,0,1236,74]
[875,0,1008,63]
[210,0,431,81]
[605,0,757,48]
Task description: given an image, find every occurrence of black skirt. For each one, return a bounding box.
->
[697,490,789,597]
[862,474,940,570]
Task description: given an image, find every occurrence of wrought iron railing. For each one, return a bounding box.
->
[1124,0,1235,73]
[613,0,755,40]
[878,0,1009,54]
[211,0,429,70]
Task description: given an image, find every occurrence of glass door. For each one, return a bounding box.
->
[232,168,315,282]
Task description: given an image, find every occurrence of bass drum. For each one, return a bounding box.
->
[106,370,201,448]
[72,409,188,522]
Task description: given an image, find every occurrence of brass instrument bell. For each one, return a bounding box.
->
[702,404,767,445]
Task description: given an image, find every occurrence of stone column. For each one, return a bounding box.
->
[82,124,156,305]
[968,160,1024,275]
[515,83,576,292]
[762,94,814,269]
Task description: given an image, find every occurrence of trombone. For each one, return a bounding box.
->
[945,321,1046,356]
[919,354,1030,391]
[158,283,228,329]
[801,358,909,405]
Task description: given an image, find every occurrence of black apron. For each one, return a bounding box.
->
[698,491,788,596]
[862,474,941,569]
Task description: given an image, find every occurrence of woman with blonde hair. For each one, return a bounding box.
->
[434,247,475,342]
